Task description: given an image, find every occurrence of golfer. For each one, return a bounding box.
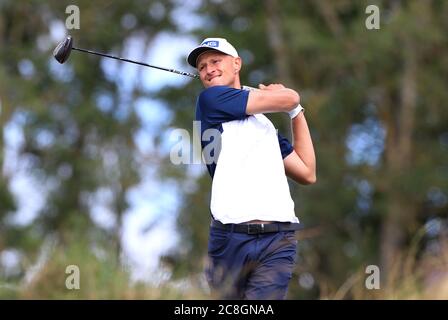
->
[187,38,316,299]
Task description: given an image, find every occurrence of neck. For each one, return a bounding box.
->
[230,76,241,89]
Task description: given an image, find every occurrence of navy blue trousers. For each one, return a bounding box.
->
[206,225,298,300]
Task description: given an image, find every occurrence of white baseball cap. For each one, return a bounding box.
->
[187,38,239,68]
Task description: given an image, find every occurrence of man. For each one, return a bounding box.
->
[187,38,316,299]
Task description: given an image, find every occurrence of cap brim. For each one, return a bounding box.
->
[187,47,221,68]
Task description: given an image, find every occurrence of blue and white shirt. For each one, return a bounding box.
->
[196,85,299,224]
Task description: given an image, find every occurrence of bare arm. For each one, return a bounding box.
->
[284,111,317,185]
[246,84,300,115]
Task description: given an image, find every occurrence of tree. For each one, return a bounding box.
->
[159,0,448,298]
[0,0,178,281]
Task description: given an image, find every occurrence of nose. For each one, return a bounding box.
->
[205,63,216,75]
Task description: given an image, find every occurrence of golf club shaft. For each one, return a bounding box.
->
[72,47,199,79]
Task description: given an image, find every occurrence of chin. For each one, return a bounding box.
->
[215,81,234,89]
[209,79,222,86]
[202,77,231,88]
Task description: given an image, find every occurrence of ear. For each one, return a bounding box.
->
[233,57,242,74]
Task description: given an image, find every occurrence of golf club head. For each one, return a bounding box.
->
[53,36,73,64]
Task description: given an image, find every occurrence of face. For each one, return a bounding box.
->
[197,51,241,88]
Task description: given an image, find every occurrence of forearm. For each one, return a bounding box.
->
[291,112,316,178]
[246,89,299,114]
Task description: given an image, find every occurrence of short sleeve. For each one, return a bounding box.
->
[277,132,294,159]
[197,86,248,125]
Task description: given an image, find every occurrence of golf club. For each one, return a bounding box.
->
[53,35,199,79]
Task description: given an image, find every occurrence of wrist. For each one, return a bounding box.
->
[241,85,258,91]
[288,104,304,119]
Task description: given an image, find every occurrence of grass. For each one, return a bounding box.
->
[0,240,209,299]
[2,234,448,299]
[327,234,448,299]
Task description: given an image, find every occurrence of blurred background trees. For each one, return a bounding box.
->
[1,0,447,299]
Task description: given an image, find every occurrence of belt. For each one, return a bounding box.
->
[210,219,302,235]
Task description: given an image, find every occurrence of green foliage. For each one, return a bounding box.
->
[1,0,447,299]
[159,0,448,299]
[0,0,181,296]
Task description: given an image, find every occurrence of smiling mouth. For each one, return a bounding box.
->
[208,75,220,81]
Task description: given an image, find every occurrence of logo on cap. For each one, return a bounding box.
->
[201,40,219,48]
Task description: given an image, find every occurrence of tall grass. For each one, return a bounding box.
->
[327,235,448,299]
[0,240,208,299]
[2,235,447,299]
